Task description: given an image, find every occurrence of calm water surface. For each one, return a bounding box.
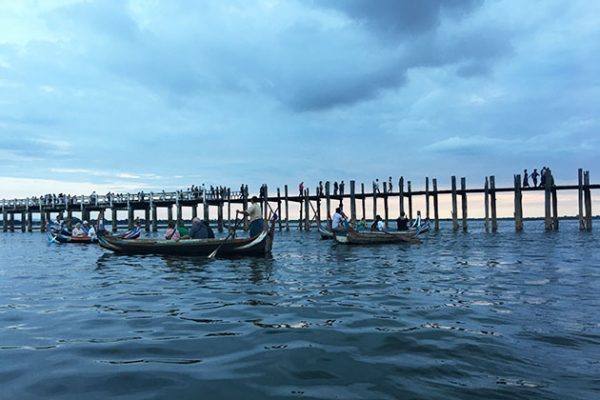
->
[1,221,599,399]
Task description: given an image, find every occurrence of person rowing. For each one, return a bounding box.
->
[240,196,264,237]
[331,207,348,232]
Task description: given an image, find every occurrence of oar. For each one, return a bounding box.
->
[208,213,242,259]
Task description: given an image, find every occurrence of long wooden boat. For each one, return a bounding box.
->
[334,227,421,245]
[48,232,97,244]
[97,218,276,257]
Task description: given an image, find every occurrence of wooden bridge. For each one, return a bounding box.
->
[1,168,595,233]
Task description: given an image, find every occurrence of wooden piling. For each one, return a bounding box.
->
[315,186,321,223]
[112,208,118,232]
[27,210,33,232]
[299,190,303,231]
[514,174,523,232]
[304,188,310,231]
[20,211,26,232]
[578,168,585,230]
[490,176,497,232]
[407,181,413,221]
[584,171,592,231]
[461,177,468,232]
[9,212,14,232]
[350,180,356,224]
[217,200,224,233]
[544,169,552,231]
[325,181,331,229]
[372,182,378,220]
[484,177,490,232]
[284,185,290,231]
[383,182,389,228]
[432,178,439,231]
[277,188,283,231]
[144,207,150,232]
[451,176,458,231]
[151,204,158,232]
[2,201,6,232]
[361,183,366,220]
[203,195,209,223]
[242,186,249,230]
[551,183,559,231]
[425,177,430,219]
[399,177,405,217]
[127,199,134,230]
[263,185,269,221]
[39,203,45,232]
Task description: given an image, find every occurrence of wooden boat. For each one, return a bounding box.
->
[48,232,97,244]
[97,218,276,257]
[318,222,334,240]
[334,227,421,245]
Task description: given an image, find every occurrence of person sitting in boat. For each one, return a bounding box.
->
[165,222,180,240]
[396,212,409,231]
[240,196,264,237]
[84,220,97,240]
[371,215,385,231]
[417,217,432,233]
[177,221,189,237]
[357,217,367,231]
[331,207,347,232]
[181,217,215,239]
[72,222,85,237]
[411,211,422,228]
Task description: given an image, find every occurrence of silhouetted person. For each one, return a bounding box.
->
[531,168,539,187]
[333,181,338,196]
[396,212,409,231]
[540,167,547,187]
[339,180,345,196]
[523,169,529,187]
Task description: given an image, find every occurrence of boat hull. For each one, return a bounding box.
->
[334,228,421,245]
[97,220,275,257]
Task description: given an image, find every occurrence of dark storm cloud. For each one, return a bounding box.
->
[321,0,482,38]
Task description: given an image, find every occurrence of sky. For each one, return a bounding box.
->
[0,0,599,200]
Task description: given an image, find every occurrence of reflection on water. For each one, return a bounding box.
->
[0,220,599,399]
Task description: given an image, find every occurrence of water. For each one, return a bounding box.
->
[1,220,599,400]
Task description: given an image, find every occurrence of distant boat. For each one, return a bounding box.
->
[334,227,421,245]
[97,218,276,257]
[48,232,97,244]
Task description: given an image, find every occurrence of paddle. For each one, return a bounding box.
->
[208,212,242,259]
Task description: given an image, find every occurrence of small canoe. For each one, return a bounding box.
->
[97,218,276,257]
[334,227,421,245]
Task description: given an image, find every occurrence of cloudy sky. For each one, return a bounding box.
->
[0,0,598,198]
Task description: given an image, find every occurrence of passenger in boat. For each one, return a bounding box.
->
[411,211,422,228]
[371,215,384,231]
[72,222,85,237]
[357,217,367,231]
[165,222,180,240]
[241,196,264,237]
[84,221,97,240]
[182,217,215,239]
[177,222,189,237]
[331,207,347,231]
[396,212,409,231]
[418,217,432,232]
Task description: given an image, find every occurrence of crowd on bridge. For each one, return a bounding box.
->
[521,166,554,188]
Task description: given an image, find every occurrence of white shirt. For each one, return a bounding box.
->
[87,226,97,239]
[377,220,385,231]
[247,203,262,222]
[331,212,344,229]
[72,227,85,237]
